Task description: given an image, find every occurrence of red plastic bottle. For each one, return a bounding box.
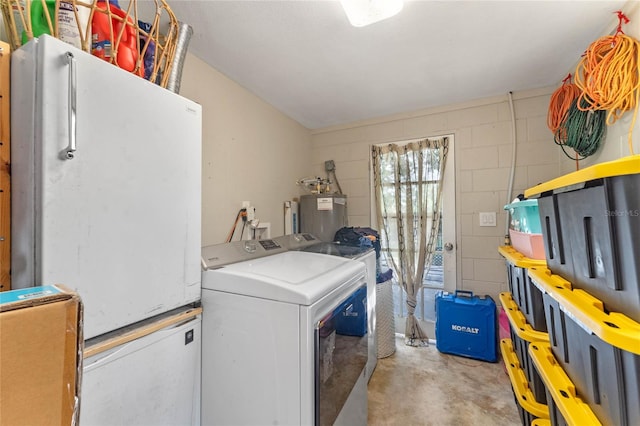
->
[91,1,143,76]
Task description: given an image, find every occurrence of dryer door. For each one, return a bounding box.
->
[315,284,368,426]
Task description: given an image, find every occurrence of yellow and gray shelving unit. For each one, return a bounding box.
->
[528,268,640,426]
[521,155,640,426]
[499,245,548,332]
[501,155,640,425]
[499,293,549,421]
[498,246,551,424]
[529,342,601,426]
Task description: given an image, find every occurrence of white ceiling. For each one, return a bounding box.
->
[166,0,630,129]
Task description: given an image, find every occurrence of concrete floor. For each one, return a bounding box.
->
[368,336,520,426]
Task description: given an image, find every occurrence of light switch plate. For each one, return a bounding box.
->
[479,212,496,227]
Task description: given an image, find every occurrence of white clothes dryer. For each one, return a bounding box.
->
[201,239,368,426]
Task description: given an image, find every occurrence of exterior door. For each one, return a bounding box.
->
[370,135,456,337]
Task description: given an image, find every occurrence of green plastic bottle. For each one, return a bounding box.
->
[22,0,56,44]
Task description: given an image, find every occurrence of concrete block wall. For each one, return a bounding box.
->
[310,87,562,303]
[458,91,565,300]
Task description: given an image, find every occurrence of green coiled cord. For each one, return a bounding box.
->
[554,98,607,160]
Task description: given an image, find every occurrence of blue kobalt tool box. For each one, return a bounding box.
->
[435,290,497,362]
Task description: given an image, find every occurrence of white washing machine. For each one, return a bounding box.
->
[201,239,368,426]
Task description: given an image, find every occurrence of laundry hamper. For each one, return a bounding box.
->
[376,278,396,358]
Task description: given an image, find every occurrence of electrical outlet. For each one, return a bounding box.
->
[246,206,255,221]
[479,212,496,227]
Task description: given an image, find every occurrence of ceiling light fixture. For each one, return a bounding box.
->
[340,0,404,27]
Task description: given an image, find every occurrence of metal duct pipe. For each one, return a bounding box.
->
[166,22,193,94]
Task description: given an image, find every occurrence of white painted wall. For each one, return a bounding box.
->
[179,53,311,246]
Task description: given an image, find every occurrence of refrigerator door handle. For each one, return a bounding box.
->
[60,52,77,160]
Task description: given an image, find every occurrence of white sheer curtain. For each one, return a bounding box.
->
[371,137,449,346]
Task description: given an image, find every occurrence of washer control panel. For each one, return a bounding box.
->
[202,239,287,269]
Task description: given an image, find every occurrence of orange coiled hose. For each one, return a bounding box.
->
[574,11,639,154]
[547,75,581,143]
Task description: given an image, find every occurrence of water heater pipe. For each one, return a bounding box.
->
[505,91,517,243]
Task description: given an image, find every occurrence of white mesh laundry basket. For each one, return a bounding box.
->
[376,279,396,358]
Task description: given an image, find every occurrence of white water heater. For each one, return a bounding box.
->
[300,194,348,242]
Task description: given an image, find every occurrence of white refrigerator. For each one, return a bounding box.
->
[11,35,202,340]
[11,35,202,423]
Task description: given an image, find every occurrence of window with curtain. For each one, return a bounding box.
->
[372,137,449,345]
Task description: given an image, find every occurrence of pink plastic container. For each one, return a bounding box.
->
[509,229,545,260]
[498,307,510,341]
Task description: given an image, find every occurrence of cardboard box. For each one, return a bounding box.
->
[0,285,83,425]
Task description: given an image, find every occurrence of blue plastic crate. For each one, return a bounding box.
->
[505,199,542,234]
[335,286,367,337]
[435,290,497,362]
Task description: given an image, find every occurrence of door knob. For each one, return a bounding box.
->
[444,242,454,251]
